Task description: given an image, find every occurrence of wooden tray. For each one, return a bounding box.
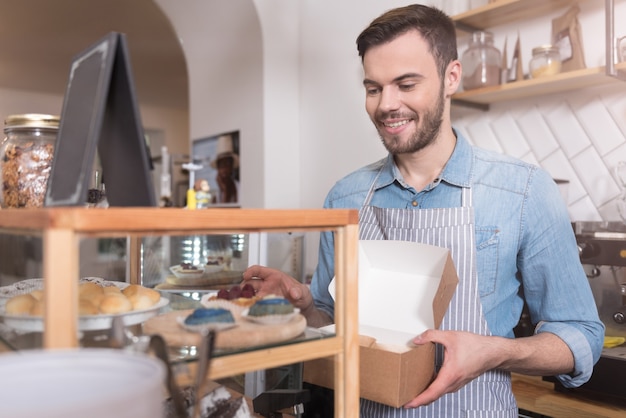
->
[164,270,243,287]
[143,309,307,349]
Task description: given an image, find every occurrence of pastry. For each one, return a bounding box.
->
[29,299,45,316]
[209,284,258,307]
[5,293,37,315]
[99,293,133,314]
[3,281,160,317]
[127,293,156,310]
[122,284,160,304]
[80,282,106,308]
[102,285,122,294]
[78,299,99,316]
[248,296,294,317]
[184,308,235,326]
[29,289,44,301]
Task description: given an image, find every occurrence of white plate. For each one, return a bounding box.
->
[204,264,226,274]
[169,265,205,280]
[241,308,300,325]
[0,278,169,332]
[175,315,237,333]
[0,349,164,418]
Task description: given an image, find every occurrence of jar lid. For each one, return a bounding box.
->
[532,45,560,55]
[471,31,494,43]
[4,113,60,130]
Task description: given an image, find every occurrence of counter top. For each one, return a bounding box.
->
[512,374,626,418]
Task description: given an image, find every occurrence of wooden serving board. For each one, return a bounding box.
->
[143,309,307,349]
[164,270,244,287]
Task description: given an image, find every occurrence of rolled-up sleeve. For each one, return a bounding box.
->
[519,168,605,387]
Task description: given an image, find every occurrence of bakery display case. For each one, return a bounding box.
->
[0,207,360,417]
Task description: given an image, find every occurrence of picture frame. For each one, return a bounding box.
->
[191,130,240,207]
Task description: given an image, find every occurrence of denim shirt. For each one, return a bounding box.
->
[311,131,604,388]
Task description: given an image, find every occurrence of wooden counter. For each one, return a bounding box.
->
[512,374,626,418]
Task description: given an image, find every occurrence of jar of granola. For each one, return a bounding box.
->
[0,114,59,208]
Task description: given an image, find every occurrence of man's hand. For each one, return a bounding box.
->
[403,329,574,409]
[242,265,332,327]
[242,265,313,310]
[404,330,503,408]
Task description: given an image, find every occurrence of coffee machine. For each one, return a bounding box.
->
[549,221,626,401]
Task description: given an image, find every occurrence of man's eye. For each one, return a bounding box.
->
[366,87,380,95]
[399,84,415,91]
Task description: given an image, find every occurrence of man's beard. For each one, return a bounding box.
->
[377,83,445,155]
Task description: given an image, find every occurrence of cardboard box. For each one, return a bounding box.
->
[303,240,458,408]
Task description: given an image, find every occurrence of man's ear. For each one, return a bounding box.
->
[444,60,462,96]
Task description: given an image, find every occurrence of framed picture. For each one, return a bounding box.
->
[192,130,240,207]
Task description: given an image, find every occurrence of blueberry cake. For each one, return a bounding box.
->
[184,308,235,326]
[248,297,294,317]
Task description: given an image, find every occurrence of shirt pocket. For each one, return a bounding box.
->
[475,226,499,298]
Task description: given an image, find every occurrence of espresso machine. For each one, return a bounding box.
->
[548,221,626,402]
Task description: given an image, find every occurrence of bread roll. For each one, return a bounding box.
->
[122,284,160,304]
[30,299,45,316]
[102,285,122,294]
[128,294,155,310]
[79,299,99,316]
[98,293,132,314]
[79,282,103,299]
[30,289,45,301]
[5,293,37,315]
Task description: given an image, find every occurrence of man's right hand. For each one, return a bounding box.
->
[241,265,332,327]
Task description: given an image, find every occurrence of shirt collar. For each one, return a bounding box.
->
[374,128,473,191]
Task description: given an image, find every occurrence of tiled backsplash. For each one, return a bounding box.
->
[452,83,626,223]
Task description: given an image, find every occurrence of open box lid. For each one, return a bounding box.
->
[329,240,459,348]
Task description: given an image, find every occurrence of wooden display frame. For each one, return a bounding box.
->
[0,208,359,417]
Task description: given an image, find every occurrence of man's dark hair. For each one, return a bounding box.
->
[356,4,458,78]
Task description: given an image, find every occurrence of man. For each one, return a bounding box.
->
[243,4,604,416]
[210,134,239,204]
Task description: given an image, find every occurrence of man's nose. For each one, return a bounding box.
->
[378,88,401,112]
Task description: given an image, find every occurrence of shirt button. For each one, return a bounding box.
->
[412,201,418,207]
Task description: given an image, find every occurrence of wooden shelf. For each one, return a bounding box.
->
[453,62,626,106]
[453,0,579,32]
[451,0,626,108]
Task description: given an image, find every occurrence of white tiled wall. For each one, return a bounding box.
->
[452,83,626,223]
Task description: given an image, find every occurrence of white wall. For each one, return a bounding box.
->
[0,87,188,158]
[155,0,267,208]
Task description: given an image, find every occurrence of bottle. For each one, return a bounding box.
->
[529,45,562,78]
[0,114,59,208]
[461,31,502,90]
[617,36,626,63]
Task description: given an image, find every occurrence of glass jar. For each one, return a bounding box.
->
[618,36,626,63]
[0,114,59,208]
[529,45,562,78]
[461,31,502,90]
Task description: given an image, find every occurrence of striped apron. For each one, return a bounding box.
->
[358,171,517,417]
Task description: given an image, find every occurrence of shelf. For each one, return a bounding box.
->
[452,0,626,108]
[0,207,359,233]
[453,62,626,106]
[453,0,580,32]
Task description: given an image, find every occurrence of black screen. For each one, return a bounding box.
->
[45,32,156,207]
